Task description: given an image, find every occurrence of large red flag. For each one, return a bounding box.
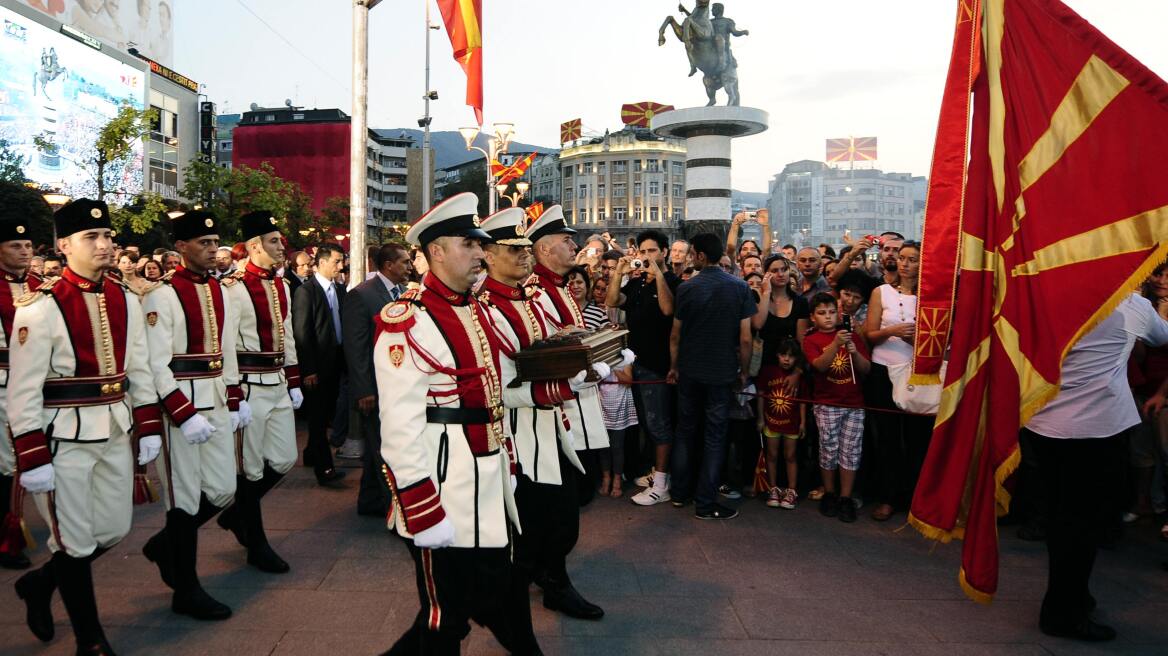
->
[910,0,1168,603]
[436,0,483,125]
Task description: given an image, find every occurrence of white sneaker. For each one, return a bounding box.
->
[336,438,365,460]
[718,484,742,500]
[633,468,657,488]
[631,487,671,506]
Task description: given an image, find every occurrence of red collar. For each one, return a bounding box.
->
[534,263,567,288]
[423,272,471,306]
[480,275,525,301]
[0,268,27,283]
[62,267,103,292]
[245,261,276,280]
[174,265,210,284]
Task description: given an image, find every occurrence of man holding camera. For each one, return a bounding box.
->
[606,230,680,506]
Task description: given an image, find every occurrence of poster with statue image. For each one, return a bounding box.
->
[18,0,173,66]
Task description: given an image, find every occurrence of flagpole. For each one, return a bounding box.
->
[422,0,433,214]
[350,0,379,284]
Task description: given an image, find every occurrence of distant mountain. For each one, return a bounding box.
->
[732,190,769,206]
[372,129,557,169]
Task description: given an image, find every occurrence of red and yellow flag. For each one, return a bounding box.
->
[525,202,545,223]
[621,102,675,128]
[560,118,582,143]
[490,152,538,187]
[910,0,1168,603]
[825,137,878,164]
[436,0,483,125]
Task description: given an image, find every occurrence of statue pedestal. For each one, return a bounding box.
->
[651,106,768,223]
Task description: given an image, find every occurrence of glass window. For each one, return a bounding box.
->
[672,161,684,175]
[634,207,644,222]
[633,160,642,172]
[614,161,627,174]
[613,183,626,197]
[598,184,606,198]
[613,207,627,221]
[649,181,660,195]
[673,184,683,197]
[598,162,607,175]
[650,207,659,222]
[583,162,593,174]
[673,208,683,222]
[578,184,587,199]
[578,209,588,223]
[598,209,606,222]
[634,182,642,196]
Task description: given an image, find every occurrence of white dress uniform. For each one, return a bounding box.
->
[221,260,299,481]
[9,268,160,557]
[526,206,609,452]
[142,265,239,513]
[0,269,42,477]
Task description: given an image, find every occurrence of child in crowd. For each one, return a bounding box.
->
[757,339,806,509]
[598,362,637,497]
[802,292,871,523]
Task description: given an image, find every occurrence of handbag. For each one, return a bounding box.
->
[885,360,946,415]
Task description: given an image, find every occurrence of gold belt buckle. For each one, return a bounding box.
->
[274,357,285,366]
[101,382,122,395]
[209,359,223,370]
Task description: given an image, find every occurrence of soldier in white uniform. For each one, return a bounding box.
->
[0,184,46,571]
[10,199,163,656]
[375,193,603,655]
[216,210,303,574]
[477,208,632,631]
[140,210,249,620]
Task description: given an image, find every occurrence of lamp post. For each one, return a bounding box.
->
[350,0,383,286]
[459,123,516,215]
[496,181,529,208]
[43,192,71,245]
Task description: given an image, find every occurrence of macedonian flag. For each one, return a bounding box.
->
[560,118,582,143]
[490,152,538,187]
[621,102,675,128]
[910,0,1168,603]
[436,0,483,125]
[825,137,878,164]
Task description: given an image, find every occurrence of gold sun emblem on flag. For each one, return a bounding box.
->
[915,307,951,359]
[830,350,851,375]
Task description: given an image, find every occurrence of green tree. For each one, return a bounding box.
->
[110,193,168,236]
[0,139,27,184]
[181,159,312,243]
[438,162,488,217]
[34,103,158,204]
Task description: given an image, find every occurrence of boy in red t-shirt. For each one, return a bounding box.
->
[802,292,871,523]
[757,338,806,509]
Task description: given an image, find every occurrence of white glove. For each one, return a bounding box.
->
[510,474,518,493]
[237,400,253,428]
[617,348,636,370]
[568,369,590,392]
[230,411,240,432]
[289,388,304,410]
[20,464,54,493]
[180,414,216,445]
[591,361,612,381]
[413,517,455,549]
[138,435,162,465]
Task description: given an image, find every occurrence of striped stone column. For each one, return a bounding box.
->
[651,107,769,222]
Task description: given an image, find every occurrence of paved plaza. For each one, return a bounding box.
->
[2,433,1166,656]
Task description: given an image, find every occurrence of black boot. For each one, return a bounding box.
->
[541,573,603,620]
[142,527,176,590]
[0,474,30,569]
[168,509,231,620]
[54,551,115,655]
[243,471,289,574]
[14,561,56,642]
[216,476,249,548]
[499,571,543,655]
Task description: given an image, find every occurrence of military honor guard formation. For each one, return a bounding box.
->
[0,191,632,656]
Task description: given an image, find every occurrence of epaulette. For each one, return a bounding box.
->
[160,270,176,282]
[220,275,238,288]
[522,273,540,288]
[378,299,418,333]
[15,276,57,307]
[141,280,165,295]
[401,286,423,302]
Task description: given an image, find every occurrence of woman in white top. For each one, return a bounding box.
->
[863,242,935,522]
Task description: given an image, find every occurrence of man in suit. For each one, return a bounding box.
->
[285,251,312,297]
[342,243,412,516]
[292,243,347,487]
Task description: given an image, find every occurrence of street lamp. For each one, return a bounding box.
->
[459,122,517,215]
[42,192,71,244]
[496,180,529,208]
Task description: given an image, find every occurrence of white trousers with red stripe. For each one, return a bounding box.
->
[32,428,132,558]
[157,395,236,514]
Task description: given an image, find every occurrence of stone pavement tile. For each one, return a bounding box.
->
[1094,602,1168,645]
[635,560,872,600]
[562,557,642,596]
[198,555,337,590]
[911,599,1046,643]
[650,639,1050,656]
[1040,639,1167,656]
[471,633,650,656]
[271,630,405,656]
[274,526,403,560]
[731,597,937,642]
[576,532,709,564]
[318,556,415,592]
[550,594,747,639]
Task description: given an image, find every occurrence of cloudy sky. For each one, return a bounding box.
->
[174,0,1168,192]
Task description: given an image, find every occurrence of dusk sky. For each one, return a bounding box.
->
[173,0,1168,192]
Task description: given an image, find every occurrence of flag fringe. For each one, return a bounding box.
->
[907,373,943,386]
[993,444,1022,515]
[959,567,993,605]
[907,512,959,544]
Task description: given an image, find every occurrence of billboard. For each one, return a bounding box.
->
[16,0,173,65]
[0,5,147,199]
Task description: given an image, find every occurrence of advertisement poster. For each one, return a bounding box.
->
[0,5,147,200]
[17,0,173,65]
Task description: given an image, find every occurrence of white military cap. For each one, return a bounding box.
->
[525,204,576,244]
[479,207,532,247]
[405,192,490,247]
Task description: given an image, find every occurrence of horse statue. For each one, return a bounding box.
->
[659,1,749,106]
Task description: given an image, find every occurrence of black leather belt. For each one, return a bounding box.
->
[0,348,7,368]
[426,406,503,425]
[237,352,285,370]
[43,377,129,407]
[169,357,224,376]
